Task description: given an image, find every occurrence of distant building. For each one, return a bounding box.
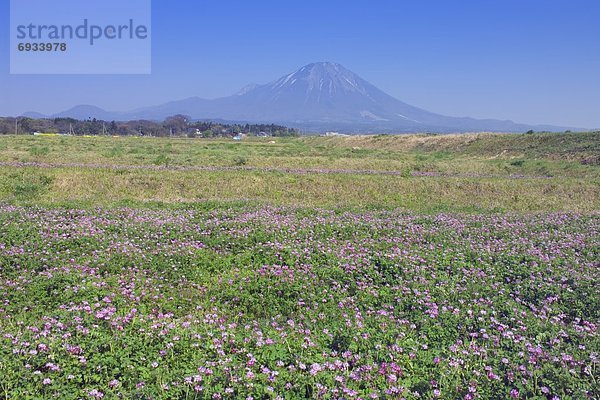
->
[33,132,68,136]
[324,131,349,137]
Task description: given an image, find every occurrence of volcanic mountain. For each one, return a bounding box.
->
[26,62,577,133]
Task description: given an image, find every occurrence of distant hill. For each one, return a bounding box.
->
[22,62,583,133]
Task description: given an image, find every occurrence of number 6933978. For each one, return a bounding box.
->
[17,42,67,51]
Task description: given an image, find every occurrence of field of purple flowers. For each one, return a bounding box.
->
[0,205,597,399]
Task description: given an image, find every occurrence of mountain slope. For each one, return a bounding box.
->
[54,105,126,121]
[24,62,580,133]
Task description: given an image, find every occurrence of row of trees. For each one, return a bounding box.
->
[0,115,300,137]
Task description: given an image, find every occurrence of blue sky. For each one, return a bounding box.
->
[1,0,599,128]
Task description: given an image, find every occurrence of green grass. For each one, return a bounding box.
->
[0,133,597,398]
[0,132,598,212]
[1,132,598,175]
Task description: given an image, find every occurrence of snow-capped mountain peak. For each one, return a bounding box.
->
[267,62,372,99]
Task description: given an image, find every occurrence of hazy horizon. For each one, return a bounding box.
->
[2,0,599,128]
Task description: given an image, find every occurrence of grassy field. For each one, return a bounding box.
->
[0,132,598,399]
[0,132,598,212]
[1,132,599,174]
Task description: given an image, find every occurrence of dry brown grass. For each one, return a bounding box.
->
[1,166,598,213]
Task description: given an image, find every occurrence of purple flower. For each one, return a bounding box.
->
[88,389,104,398]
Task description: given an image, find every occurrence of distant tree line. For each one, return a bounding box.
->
[0,115,300,137]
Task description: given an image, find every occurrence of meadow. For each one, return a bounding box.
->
[0,132,598,399]
[0,132,598,212]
